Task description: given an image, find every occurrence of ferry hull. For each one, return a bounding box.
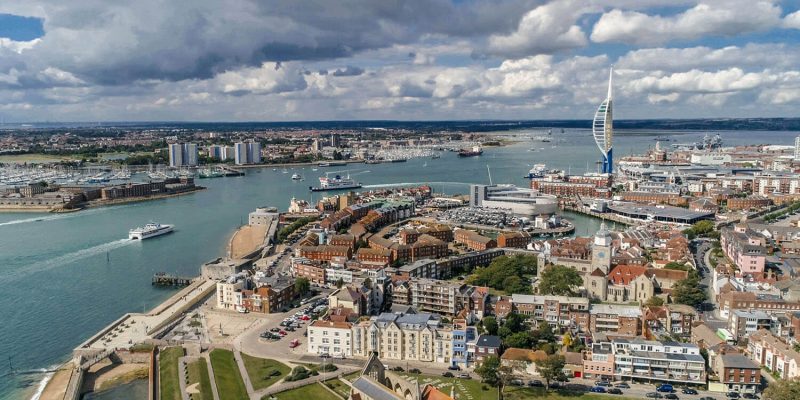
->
[309,184,362,192]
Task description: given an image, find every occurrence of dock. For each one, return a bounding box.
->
[152,272,194,287]
[219,165,245,176]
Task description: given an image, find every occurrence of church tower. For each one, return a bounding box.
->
[591,222,612,275]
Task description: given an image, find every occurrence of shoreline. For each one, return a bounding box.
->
[0,187,205,214]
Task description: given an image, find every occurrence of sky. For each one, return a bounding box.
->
[1,0,800,122]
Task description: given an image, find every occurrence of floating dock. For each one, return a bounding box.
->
[152,272,193,287]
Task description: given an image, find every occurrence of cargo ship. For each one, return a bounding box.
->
[309,174,362,192]
[458,145,483,157]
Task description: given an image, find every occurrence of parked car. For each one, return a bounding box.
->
[665,394,679,400]
[616,383,630,389]
[699,397,715,400]
[647,393,664,399]
[682,389,698,395]
[596,381,613,387]
[657,384,675,393]
[409,368,422,374]
[528,380,544,387]
[510,379,524,387]
[278,330,287,336]
[742,394,758,399]
[590,387,607,393]
[458,373,471,379]
[442,372,454,378]
[320,353,331,358]
[447,365,461,371]
[391,366,404,372]
[608,388,623,395]
[270,327,280,332]
[285,326,295,332]
[549,382,560,389]
[727,393,741,399]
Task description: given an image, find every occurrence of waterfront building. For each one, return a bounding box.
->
[589,304,643,336]
[505,294,590,329]
[593,68,614,174]
[451,319,478,367]
[497,231,531,248]
[307,320,353,357]
[469,184,558,217]
[349,312,453,364]
[611,338,706,384]
[168,142,198,167]
[474,335,502,365]
[234,141,262,164]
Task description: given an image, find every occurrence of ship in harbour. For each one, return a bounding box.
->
[309,174,362,192]
[129,223,174,240]
[458,145,483,157]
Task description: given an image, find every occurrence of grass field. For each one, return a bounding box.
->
[271,382,340,400]
[0,154,79,164]
[186,359,214,400]
[159,347,184,400]
[323,378,351,398]
[240,353,290,390]
[503,387,640,400]
[399,373,498,400]
[209,349,248,400]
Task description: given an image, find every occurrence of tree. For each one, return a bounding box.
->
[763,378,800,400]
[504,332,533,349]
[475,355,501,386]
[482,317,499,336]
[672,275,708,307]
[535,321,555,343]
[664,262,691,271]
[502,275,530,294]
[646,296,665,307]
[538,265,582,296]
[535,354,566,391]
[467,254,536,293]
[335,278,345,289]
[562,332,573,348]
[294,277,310,295]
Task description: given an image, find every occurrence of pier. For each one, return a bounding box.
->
[219,165,245,176]
[152,273,194,287]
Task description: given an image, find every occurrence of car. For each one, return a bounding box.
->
[285,326,295,332]
[270,327,280,332]
[658,384,675,393]
[682,389,698,395]
[647,393,664,399]
[510,379,524,387]
[665,394,679,400]
[596,381,612,387]
[279,321,289,327]
[442,372,454,378]
[549,382,560,389]
[608,388,623,395]
[301,315,311,321]
[528,380,544,387]
[278,330,287,336]
[320,353,331,358]
[409,368,422,374]
[590,387,607,393]
[742,394,758,399]
[447,365,461,371]
[616,383,630,389]
[391,366,404,372]
[726,393,741,399]
[458,373,471,379]
[699,397,715,400]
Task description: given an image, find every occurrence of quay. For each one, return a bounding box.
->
[152,273,194,287]
[219,165,245,176]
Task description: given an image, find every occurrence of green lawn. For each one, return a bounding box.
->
[186,359,214,400]
[159,347,184,400]
[209,349,248,400]
[504,387,640,400]
[241,353,291,390]
[270,382,341,400]
[399,373,498,400]
[323,378,351,398]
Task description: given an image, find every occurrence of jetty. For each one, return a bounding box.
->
[152,273,193,287]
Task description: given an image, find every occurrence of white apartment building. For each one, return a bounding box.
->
[216,276,245,311]
[611,338,706,384]
[168,143,198,167]
[307,320,353,357]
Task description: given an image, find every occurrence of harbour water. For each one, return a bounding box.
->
[1,128,798,399]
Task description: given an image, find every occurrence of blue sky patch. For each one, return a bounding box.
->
[0,14,44,41]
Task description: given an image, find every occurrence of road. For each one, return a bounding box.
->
[691,239,727,330]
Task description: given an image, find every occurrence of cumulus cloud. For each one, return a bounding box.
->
[784,9,800,29]
[214,62,307,95]
[617,44,800,71]
[486,0,588,58]
[591,0,782,45]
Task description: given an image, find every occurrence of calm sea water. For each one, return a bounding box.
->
[1,128,797,399]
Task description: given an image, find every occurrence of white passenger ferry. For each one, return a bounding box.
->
[129,223,174,240]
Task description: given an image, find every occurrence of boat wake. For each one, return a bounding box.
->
[362,181,471,188]
[0,239,137,285]
[0,206,128,228]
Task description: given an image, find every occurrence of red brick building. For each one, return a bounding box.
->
[497,231,531,248]
[355,247,393,264]
[297,245,352,262]
[454,229,496,251]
